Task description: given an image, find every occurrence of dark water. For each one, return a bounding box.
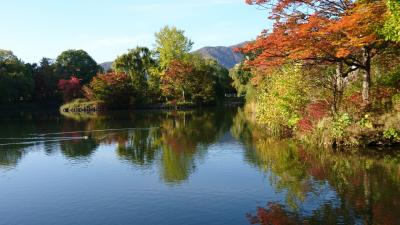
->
[0,108,399,225]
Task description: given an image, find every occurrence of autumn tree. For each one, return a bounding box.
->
[83,72,135,108]
[243,0,390,107]
[58,76,82,102]
[161,55,216,103]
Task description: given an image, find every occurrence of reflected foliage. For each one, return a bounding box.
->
[2,108,400,225]
[117,128,161,167]
[0,108,235,185]
[0,146,25,169]
[60,138,98,160]
[232,111,400,225]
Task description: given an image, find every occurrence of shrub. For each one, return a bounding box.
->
[383,128,400,141]
[83,72,135,108]
[358,114,374,129]
[256,64,310,132]
[331,113,352,139]
[392,93,400,110]
[377,65,400,88]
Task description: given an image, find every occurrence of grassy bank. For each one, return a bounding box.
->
[60,99,105,113]
[60,98,243,113]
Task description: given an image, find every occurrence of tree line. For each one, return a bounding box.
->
[0,26,234,108]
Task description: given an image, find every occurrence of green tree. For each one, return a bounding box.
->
[113,47,157,101]
[0,50,34,103]
[154,26,193,69]
[55,50,99,84]
[382,0,400,42]
[205,58,234,99]
[229,62,254,97]
[33,58,59,102]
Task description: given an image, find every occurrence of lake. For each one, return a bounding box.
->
[0,107,399,225]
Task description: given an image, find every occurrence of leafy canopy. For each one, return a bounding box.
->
[55,49,99,84]
[155,26,194,70]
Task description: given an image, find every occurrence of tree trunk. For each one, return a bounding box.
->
[362,47,372,106]
[332,62,345,114]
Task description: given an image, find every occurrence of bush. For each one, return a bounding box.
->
[331,113,352,139]
[256,64,310,132]
[392,93,400,110]
[377,65,400,88]
[383,128,400,141]
[83,72,135,109]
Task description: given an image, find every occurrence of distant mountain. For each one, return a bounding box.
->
[194,43,246,69]
[100,42,246,71]
[100,62,112,72]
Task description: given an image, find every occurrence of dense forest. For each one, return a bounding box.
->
[0,26,234,109]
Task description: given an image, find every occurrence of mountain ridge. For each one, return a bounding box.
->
[100,42,246,71]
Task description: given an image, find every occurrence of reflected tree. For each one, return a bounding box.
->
[60,138,98,160]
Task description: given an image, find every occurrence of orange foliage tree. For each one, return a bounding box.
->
[161,59,216,104]
[243,0,390,107]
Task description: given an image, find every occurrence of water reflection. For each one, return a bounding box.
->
[0,108,400,224]
[0,109,234,184]
[234,109,400,225]
[0,146,25,169]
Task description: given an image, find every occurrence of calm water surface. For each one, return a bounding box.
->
[0,108,399,225]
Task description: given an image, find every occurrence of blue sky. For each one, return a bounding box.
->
[0,0,270,63]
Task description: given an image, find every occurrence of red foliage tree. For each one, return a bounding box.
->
[58,76,82,102]
[242,0,390,106]
[83,72,135,108]
[161,60,194,102]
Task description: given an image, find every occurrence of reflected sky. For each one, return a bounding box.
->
[0,108,399,225]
